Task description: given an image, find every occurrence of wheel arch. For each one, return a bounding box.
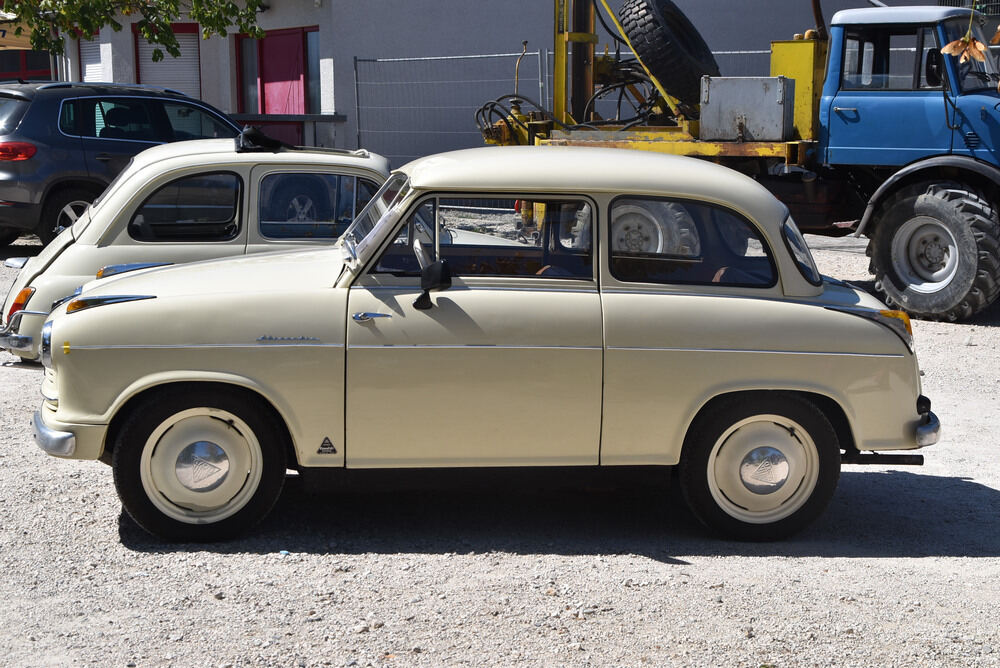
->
[101,379,297,469]
[682,388,855,455]
[856,156,1000,237]
[40,177,108,208]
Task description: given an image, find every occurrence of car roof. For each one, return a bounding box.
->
[0,81,198,100]
[831,6,971,26]
[398,145,788,222]
[127,137,392,175]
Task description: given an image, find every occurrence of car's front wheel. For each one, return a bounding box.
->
[112,387,286,541]
[679,393,840,541]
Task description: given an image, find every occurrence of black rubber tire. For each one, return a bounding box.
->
[618,0,720,110]
[0,226,19,247]
[679,393,841,541]
[112,387,286,542]
[38,187,96,244]
[868,181,1000,321]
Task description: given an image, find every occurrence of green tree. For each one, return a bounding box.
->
[2,0,264,61]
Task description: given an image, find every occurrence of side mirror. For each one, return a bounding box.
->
[413,260,452,310]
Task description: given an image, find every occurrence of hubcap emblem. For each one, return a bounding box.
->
[739,446,790,495]
[175,441,230,492]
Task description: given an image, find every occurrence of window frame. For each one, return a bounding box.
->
[127,170,244,243]
[606,194,779,289]
[257,172,382,241]
[840,24,933,92]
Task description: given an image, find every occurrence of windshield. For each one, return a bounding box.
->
[339,172,410,257]
[942,16,1000,92]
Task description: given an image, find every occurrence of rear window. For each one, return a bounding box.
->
[129,172,241,242]
[0,96,28,134]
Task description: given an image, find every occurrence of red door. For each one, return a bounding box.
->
[257,30,305,145]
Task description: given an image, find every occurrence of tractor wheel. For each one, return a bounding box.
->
[869,181,1000,321]
[618,0,720,111]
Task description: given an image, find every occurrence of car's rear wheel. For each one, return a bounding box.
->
[112,387,286,541]
[38,188,95,244]
[679,393,840,541]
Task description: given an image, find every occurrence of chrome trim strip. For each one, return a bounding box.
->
[97,262,173,279]
[354,285,598,294]
[67,294,156,313]
[348,344,602,350]
[0,310,47,353]
[32,410,76,457]
[67,343,345,350]
[607,346,904,358]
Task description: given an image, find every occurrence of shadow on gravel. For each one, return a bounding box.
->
[1,242,42,261]
[118,469,1000,561]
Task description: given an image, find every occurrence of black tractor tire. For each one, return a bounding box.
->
[868,181,1000,321]
[0,227,19,247]
[679,392,841,541]
[618,0,720,111]
[38,187,98,245]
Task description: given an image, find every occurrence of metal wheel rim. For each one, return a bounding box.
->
[707,414,820,525]
[890,216,960,293]
[140,407,263,525]
[285,195,317,222]
[54,200,90,235]
[611,205,665,253]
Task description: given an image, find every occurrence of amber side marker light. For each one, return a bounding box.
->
[6,287,34,322]
[880,309,913,336]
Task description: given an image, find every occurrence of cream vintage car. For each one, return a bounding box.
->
[0,133,391,361]
[31,146,940,542]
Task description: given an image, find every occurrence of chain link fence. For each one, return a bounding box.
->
[354,48,770,165]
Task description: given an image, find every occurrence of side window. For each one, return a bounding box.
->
[58,100,77,135]
[259,173,377,239]
[161,101,236,140]
[842,28,920,91]
[608,197,776,288]
[79,99,156,141]
[129,172,241,242]
[371,197,593,279]
[918,27,944,89]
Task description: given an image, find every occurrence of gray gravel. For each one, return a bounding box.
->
[2,234,1000,667]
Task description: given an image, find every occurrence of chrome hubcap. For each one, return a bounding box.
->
[739,446,790,494]
[175,441,230,492]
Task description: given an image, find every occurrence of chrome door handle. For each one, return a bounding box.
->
[833,106,858,113]
[95,153,113,161]
[352,312,392,322]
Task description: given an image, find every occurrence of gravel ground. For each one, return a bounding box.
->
[2,234,1000,667]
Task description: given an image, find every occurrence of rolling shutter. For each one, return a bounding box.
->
[137,30,201,98]
[79,31,104,82]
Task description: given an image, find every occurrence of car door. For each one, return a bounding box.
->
[826,25,952,166]
[344,194,603,468]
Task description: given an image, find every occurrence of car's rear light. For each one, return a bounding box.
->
[0,142,37,161]
[6,287,34,322]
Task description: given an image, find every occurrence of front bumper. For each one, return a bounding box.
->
[32,410,76,456]
[0,309,46,355]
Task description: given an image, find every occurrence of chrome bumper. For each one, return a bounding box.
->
[0,309,46,354]
[32,410,76,457]
[915,411,941,448]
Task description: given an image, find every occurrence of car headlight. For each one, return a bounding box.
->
[40,320,53,369]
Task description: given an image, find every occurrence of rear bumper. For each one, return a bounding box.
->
[915,410,941,448]
[0,200,41,232]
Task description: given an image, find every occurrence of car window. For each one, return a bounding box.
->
[162,101,236,140]
[259,174,380,239]
[129,172,241,242]
[609,197,776,288]
[372,196,593,279]
[71,98,156,141]
[842,27,921,91]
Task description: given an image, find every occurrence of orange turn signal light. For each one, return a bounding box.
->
[879,309,913,336]
[6,287,34,322]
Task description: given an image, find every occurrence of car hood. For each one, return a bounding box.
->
[79,247,347,300]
